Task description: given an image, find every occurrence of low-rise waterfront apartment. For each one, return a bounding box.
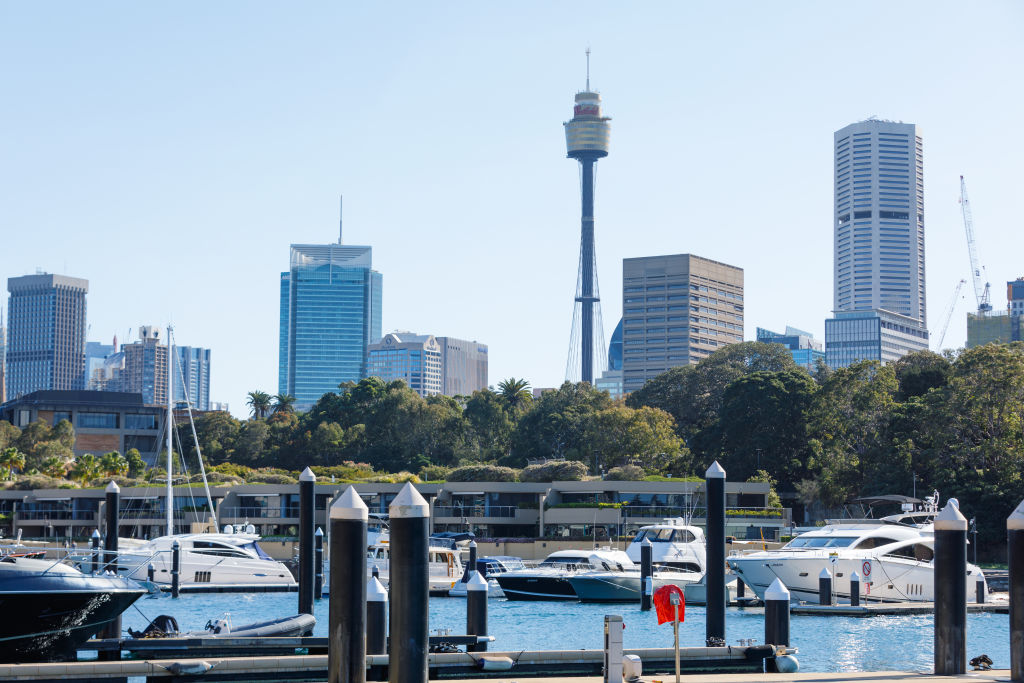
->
[0,479,783,543]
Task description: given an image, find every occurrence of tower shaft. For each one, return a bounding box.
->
[577,158,597,383]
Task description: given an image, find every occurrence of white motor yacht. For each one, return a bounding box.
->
[494,548,634,601]
[625,518,707,573]
[366,541,465,596]
[727,513,986,603]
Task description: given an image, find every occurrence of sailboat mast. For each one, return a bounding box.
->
[166,324,174,537]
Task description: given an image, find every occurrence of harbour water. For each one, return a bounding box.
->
[117,592,1012,673]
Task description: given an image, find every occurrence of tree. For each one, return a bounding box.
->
[893,350,951,400]
[40,455,67,479]
[246,390,272,419]
[234,420,271,465]
[509,382,613,466]
[463,389,514,461]
[272,393,297,415]
[125,448,146,478]
[0,421,21,451]
[0,447,26,480]
[582,404,688,474]
[68,453,99,487]
[99,451,129,478]
[497,378,532,413]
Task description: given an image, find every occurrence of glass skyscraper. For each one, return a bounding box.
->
[279,244,382,409]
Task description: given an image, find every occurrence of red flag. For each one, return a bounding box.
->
[653,584,685,625]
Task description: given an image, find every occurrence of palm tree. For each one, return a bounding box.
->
[69,453,99,487]
[272,393,297,414]
[0,447,25,481]
[99,452,129,478]
[246,390,272,419]
[41,455,68,479]
[497,377,532,411]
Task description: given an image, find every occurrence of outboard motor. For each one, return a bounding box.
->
[205,614,232,635]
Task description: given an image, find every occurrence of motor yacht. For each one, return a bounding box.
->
[494,548,633,601]
[0,555,145,662]
[366,541,465,596]
[447,555,525,597]
[727,515,986,603]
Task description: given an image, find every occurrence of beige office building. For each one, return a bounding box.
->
[622,254,744,393]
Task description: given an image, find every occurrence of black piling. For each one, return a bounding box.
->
[171,540,180,598]
[1008,499,1023,683]
[764,578,790,674]
[466,571,488,652]
[388,482,430,683]
[367,575,388,656]
[99,481,120,653]
[934,501,968,676]
[315,527,324,600]
[850,570,860,607]
[735,576,745,600]
[298,467,316,617]
[976,574,985,605]
[147,563,155,583]
[329,486,368,683]
[705,461,726,646]
[467,541,478,581]
[818,568,832,606]
[90,528,101,575]
[640,537,653,611]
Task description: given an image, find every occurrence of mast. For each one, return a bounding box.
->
[166,323,174,537]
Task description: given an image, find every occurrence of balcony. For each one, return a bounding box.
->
[219,507,285,520]
[432,505,537,523]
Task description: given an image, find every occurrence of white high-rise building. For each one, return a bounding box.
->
[832,119,926,324]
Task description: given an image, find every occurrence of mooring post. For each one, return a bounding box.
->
[171,540,180,598]
[705,460,726,645]
[466,540,478,583]
[298,467,316,617]
[976,574,985,605]
[735,576,745,601]
[818,567,832,606]
[466,571,488,652]
[640,537,653,611]
[147,563,155,583]
[764,577,790,673]
[99,481,121,653]
[389,483,430,683]
[850,570,860,607]
[372,564,380,580]
[1008,498,1023,682]
[604,614,624,683]
[315,527,324,600]
[329,486,368,683]
[934,501,968,676]
[90,528,101,575]
[367,575,388,656]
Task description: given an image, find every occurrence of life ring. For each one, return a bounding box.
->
[861,560,872,578]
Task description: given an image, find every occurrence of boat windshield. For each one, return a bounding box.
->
[540,556,589,567]
[241,542,273,560]
[784,536,859,548]
[633,528,689,543]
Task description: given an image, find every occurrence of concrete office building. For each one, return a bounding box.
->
[366,332,443,397]
[826,119,929,367]
[436,336,488,396]
[621,254,744,394]
[5,273,89,398]
[174,345,212,411]
[966,278,1024,347]
[756,326,825,371]
[0,308,6,402]
[279,242,382,409]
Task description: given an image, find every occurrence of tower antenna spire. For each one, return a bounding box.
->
[585,47,591,90]
[338,195,343,245]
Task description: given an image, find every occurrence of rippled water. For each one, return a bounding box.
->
[118,592,1011,673]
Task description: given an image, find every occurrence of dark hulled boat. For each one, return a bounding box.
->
[0,555,146,662]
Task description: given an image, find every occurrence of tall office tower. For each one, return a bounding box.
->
[826,119,928,367]
[279,243,383,409]
[173,345,211,411]
[564,52,611,384]
[5,273,88,398]
[436,336,488,396]
[756,326,825,371]
[121,326,168,405]
[0,308,6,402]
[621,255,744,394]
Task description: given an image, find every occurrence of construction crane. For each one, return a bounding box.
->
[935,279,966,350]
[960,175,992,315]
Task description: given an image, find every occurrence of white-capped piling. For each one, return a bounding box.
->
[329,486,368,683]
[934,501,968,675]
[389,483,430,683]
[640,537,653,611]
[367,575,388,655]
[314,527,324,600]
[466,571,488,652]
[99,481,121,649]
[147,563,155,583]
[171,540,180,598]
[467,541,478,581]
[705,461,726,645]
[849,570,860,607]
[764,578,790,647]
[90,528,101,575]
[1008,498,1023,682]
[298,467,316,616]
[818,567,832,606]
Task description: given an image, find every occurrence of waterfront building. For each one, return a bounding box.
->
[621,254,744,394]
[436,336,487,396]
[756,326,825,371]
[0,390,165,467]
[564,58,612,384]
[279,243,382,409]
[5,273,89,398]
[824,309,929,368]
[366,332,443,397]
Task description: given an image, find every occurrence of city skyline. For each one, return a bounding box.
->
[1,4,1021,417]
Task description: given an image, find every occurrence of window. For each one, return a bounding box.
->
[883,543,934,562]
[77,412,119,429]
[126,414,158,430]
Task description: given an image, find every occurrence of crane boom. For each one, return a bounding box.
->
[936,279,966,350]
[960,175,992,314]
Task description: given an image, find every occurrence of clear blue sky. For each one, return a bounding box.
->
[2,2,1021,417]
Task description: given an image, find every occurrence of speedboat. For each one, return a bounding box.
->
[727,513,986,603]
[115,527,296,590]
[366,541,465,596]
[0,555,146,662]
[569,564,701,602]
[625,518,707,573]
[447,555,525,597]
[494,548,633,601]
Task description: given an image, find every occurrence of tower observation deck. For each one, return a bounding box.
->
[564,58,611,385]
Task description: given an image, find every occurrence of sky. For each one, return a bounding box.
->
[2,2,1022,417]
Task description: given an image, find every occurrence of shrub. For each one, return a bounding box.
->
[192,471,244,485]
[447,464,519,482]
[210,462,254,479]
[366,471,420,484]
[310,463,375,481]
[246,472,298,485]
[106,476,146,488]
[11,474,67,490]
[418,465,451,482]
[519,460,588,482]
[604,465,645,481]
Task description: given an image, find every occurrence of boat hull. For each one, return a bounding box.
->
[569,573,700,603]
[494,575,578,601]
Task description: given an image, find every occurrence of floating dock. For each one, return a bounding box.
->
[789,601,1009,616]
